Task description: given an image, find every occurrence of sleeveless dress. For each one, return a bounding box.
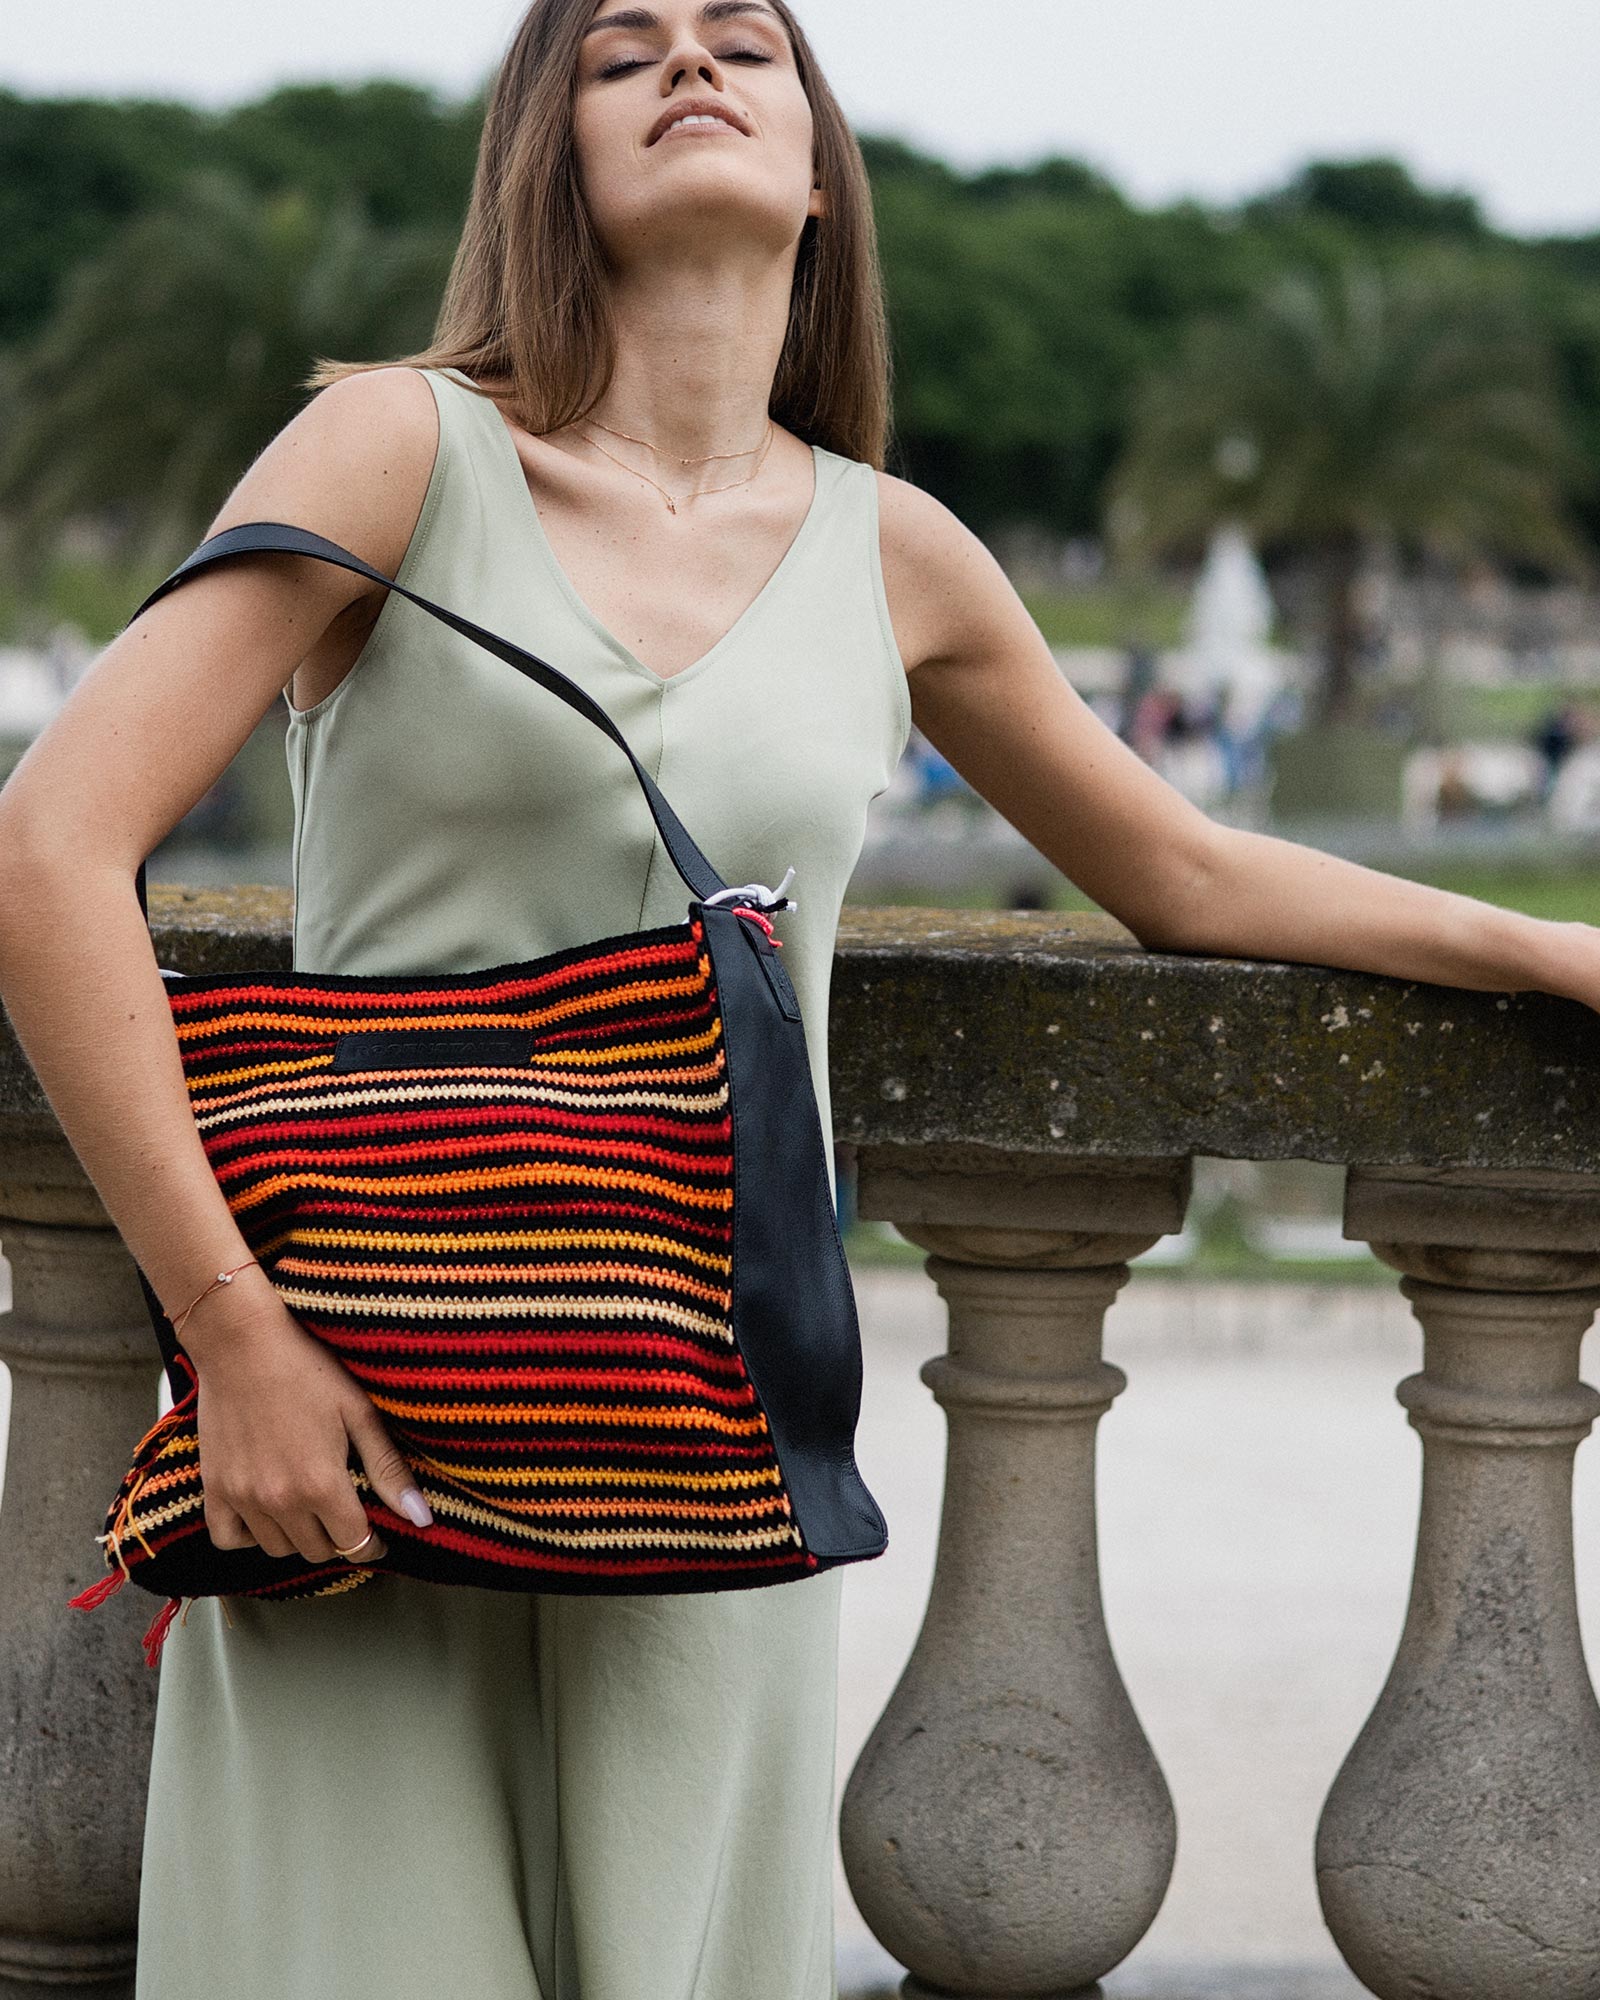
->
[132,364,912,2000]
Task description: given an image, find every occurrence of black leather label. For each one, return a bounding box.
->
[757,941,803,1022]
[331,1029,534,1073]
[737,918,803,1021]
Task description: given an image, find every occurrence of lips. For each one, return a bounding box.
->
[646,98,751,146]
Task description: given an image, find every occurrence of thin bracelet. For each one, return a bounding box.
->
[169,1260,259,1337]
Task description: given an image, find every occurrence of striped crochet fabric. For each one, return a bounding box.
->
[70,907,820,1659]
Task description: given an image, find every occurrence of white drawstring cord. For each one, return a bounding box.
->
[703,865,797,913]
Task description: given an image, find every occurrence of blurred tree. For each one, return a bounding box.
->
[1106,254,1591,722]
[0,90,211,344]
[1244,156,1488,241]
[872,163,1260,529]
[0,82,483,347]
[0,168,455,578]
[4,86,1600,576]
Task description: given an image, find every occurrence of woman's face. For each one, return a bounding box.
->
[573,0,824,267]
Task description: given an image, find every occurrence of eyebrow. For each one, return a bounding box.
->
[583,2,782,36]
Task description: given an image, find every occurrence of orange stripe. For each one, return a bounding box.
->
[281,1224,731,1272]
[367,1397,769,1434]
[274,1255,732,1306]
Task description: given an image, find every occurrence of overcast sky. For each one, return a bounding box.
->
[2,0,1595,237]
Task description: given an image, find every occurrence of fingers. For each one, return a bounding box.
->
[197,1393,432,1568]
[317,1473,388,1565]
[260,1469,391,1565]
[203,1495,260,1552]
[343,1398,435,1531]
[206,1480,387,1566]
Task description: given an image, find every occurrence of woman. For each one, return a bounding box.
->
[0,2,1592,1996]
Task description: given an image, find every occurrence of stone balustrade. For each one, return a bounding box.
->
[3,889,1598,2000]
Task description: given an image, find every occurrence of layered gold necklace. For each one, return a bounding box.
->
[575,414,776,516]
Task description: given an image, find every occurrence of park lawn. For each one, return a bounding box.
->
[1019,581,1190,651]
[1038,859,1600,927]
[1392,863,1600,926]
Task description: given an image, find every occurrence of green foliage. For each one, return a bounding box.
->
[0,165,458,574]
[0,89,211,344]
[2,84,1600,577]
[1109,253,1587,571]
[1105,251,1592,717]
[1243,157,1488,241]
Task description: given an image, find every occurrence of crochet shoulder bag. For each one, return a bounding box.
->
[68,520,889,1667]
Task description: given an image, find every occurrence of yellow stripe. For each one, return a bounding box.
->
[412,1458,780,1494]
[282,1224,731,1275]
[489,1493,785,1523]
[310,1571,377,1596]
[430,1489,802,1554]
[188,1053,335,1091]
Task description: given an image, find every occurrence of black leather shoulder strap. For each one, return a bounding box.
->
[126,519,732,917]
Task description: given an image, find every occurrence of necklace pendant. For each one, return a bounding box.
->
[665,495,677,516]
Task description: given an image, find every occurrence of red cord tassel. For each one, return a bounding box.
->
[67,1568,128,1611]
[732,906,781,945]
[141,1595,183,1668]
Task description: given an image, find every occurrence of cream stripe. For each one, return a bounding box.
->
[273,1285,733,1341]
[430,1487,803,1554]
[192,1076,728,1130]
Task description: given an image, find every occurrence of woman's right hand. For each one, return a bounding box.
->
[186,1285,434,1566]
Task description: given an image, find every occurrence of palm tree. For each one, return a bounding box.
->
[1106,254,1590,723]
[0,168,454,583]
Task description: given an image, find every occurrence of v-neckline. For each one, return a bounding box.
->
[445,366,827,693]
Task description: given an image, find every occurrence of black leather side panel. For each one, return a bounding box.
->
[696,903,889,1565]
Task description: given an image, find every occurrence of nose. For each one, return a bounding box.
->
[659,27,726,92]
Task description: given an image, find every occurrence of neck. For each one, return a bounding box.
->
[586,243,795,461]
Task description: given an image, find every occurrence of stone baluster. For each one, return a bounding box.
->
[839,1146,1190,2000]
[1318,1166,1600,2000]
[0,1143,162,2000]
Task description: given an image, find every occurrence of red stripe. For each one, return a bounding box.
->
[207,1129,732,1182]
[291,1196,733,1238]
[324,1327,747,1369]
[343,1362,758,1403]
[205,1102,731,1149]
[168,941,702,1018]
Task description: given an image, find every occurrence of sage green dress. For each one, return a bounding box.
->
[133,365,911,2000]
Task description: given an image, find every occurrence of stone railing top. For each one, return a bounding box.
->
[828,904,1600,1178]
[2,887,1598,1179]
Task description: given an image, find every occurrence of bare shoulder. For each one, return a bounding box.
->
[871,468,1029,678]
[203,363,442,613]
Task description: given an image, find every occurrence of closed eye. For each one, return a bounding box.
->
[597,48,773,77]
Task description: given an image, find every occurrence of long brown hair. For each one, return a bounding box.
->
[302,0,892,466]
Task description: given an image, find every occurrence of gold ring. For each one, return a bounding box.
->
[333,1527,377,1559]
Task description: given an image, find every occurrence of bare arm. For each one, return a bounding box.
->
[875,473,1599,1010]
[0,363,444,1563]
